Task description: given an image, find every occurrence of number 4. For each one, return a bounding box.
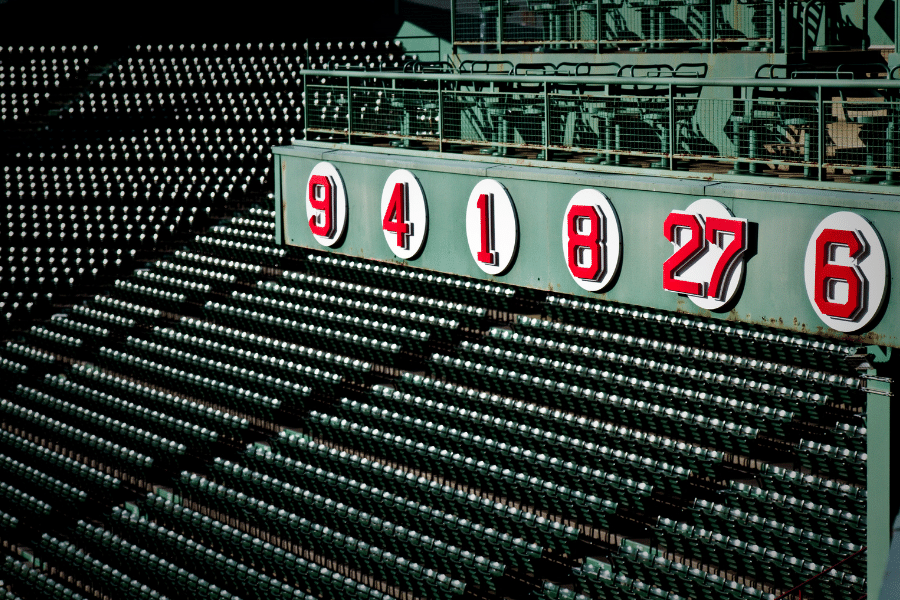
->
[383,182,411,249]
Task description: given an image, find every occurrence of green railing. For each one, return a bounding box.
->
[302,69,900,184]
[451,0,781,53]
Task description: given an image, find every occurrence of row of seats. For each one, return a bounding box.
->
[133,269,211,300]
[543,296,860,374]
[655,517,864,598]
[92,294,162,323]
[372,380,723,479]
[305,253,520,311]
[688,498,863,573]
[203,300,405,366]
[0,396,155,476]
[428,352,759,457]
[153,259,237,290]
[169,249,264,281]
[0,451,88,508]
[178,472,450,598]
[1,340,55,369]
[14,385,187,464]
[229,290,430,353]
[258,437,568,557]
[607,545,774,600]
[69,303,136,331]
[307,409,635,517]
[459,336,798,433]
[0,427,121,497]
[722,481,865,543]
[108,509,312,600]
[278,271,488,328]
[173,317,373,381]
[333,397,693,498]
[41,374,220,453]
[511,317,860,398]
[73,518,237,599]
[96,346,290,421]
[134,494,396,600]
[36,533,167,599]
[0,555,85,600]
[67,362,250,441]
[192,234,285,266]
[252,279,460,340]
[207,457,504,593]
[24,324,83,353]
[243,442,572,560]
[797,439,867,485]
[123,334,339,396]
[46,313,110,341]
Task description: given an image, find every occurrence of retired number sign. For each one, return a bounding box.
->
[662,199,748,310]
[302,163,891,335]
[561,189,622,292]
[804,211,888,333]
[305,162,348,248]
[466,179,519,275]
[381,169,429,260]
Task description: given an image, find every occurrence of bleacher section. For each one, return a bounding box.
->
[0,197,869,598]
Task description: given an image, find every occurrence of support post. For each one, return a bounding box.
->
[302,73,308,140]
[346,75,352,144]
[817,85,824,181]
[865,346,894,600]
[497,0,503,54]
[669,83,676,170]
[709,0,715,53]
[544,80,550,160]
[438,78,444,153]
[451,0,456,53]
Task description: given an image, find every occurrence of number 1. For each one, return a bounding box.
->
[477,193,496,265]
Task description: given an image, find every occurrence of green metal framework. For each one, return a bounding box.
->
[302,69,900,184]
[448,0,883,55]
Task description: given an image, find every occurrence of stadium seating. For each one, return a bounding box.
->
[0,21,876,600]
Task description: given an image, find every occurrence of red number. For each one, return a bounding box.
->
[663,211,704,296]
[566,204,603,280]
[476,193,496,265]
[383,182,410,249]
[814,228,866,319]
[705,217,747,300]
[308,174,334,237]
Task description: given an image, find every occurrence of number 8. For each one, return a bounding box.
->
[562,190,621,292]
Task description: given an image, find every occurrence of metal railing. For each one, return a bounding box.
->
[451,0,783,53]
[301,69,900,183]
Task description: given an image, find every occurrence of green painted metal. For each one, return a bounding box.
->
[866,345,894,600]
[276,141,900,347]
[301,68,900,183]
[446,0,896,54]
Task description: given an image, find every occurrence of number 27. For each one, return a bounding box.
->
[663,211,747,300]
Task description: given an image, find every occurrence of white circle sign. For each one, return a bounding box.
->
[561,189,622,292]
[380,169,428,260]
[662,198,748,310]
[305,162,348,248]
[466,179,518,275]
[804,211,887,333]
